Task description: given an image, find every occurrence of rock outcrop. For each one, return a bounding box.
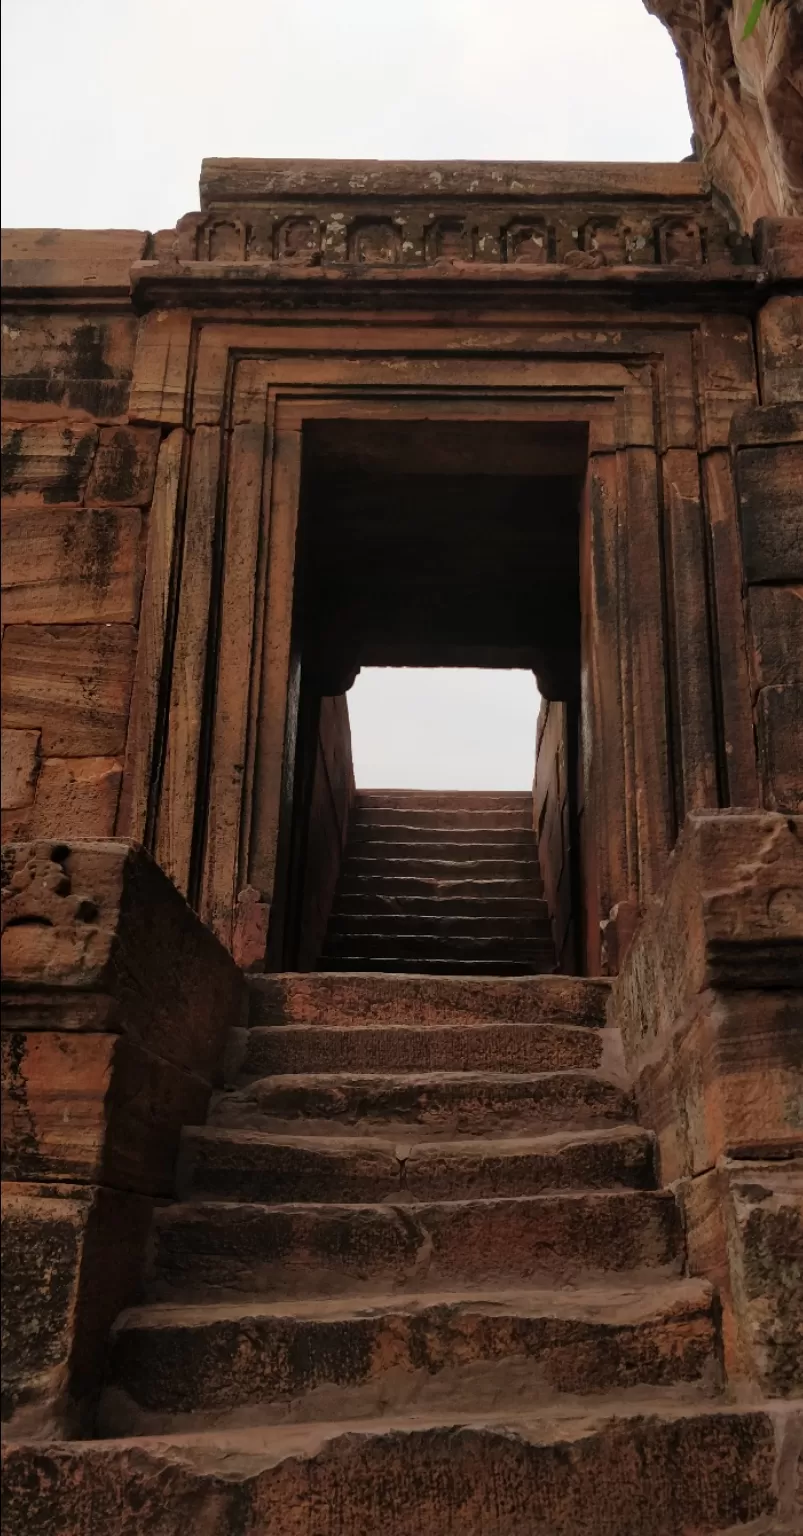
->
[646,0,803,225]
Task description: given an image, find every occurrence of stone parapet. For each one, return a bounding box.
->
[610,810,803,1395]
[1,839,244,1436]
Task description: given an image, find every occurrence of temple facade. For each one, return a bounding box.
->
[2,14,802,1528]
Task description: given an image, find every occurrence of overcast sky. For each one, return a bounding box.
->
[2,0,691,790]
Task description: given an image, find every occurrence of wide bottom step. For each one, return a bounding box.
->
[3,1402,789,1536]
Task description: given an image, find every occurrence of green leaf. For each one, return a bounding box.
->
[742,0,765,39]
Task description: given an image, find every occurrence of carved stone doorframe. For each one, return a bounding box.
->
[119,305,758,971]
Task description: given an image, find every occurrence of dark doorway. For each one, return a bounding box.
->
[270,419,587,975]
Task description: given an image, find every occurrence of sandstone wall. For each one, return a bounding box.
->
[1,231,153,847]
[611,811,803,1396]
[0,839,243,1435]
[2,198,801,968]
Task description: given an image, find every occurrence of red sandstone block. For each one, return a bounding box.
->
[1,505,144,624]
[683,1158,803,1396]
[1,841,243,1082]
[635,989,803,1180]
[85,426,161,506]
[756,684,803,813]
[9,756,123,840]
[1,1180,151,1437]
[0,727,40,809]
[1,311,139,421]
[736,443,803,583]
[1,420,98,506]
[612,812,803,1070]
[1,623,136,755]
[757,294,803,405]
[748,586,803,690]
[0,229,147,291]
[0,1029,209,1194]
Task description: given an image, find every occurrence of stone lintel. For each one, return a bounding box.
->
[199,157,711,207]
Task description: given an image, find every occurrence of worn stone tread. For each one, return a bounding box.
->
[103,1278,716,1425]
[149,1189,684,1300]
[321,935,553,961]
[237,1019,610,1077]
[328,907,551,932]
[1,1403,783,1536]
[210,1069,634,1136]
[178,1123,657,1203]
[248,973,611,1028]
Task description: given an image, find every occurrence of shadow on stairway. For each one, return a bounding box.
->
[319,790,556,975]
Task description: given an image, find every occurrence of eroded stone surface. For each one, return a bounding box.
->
[0,1407,787,1536]
[1,1182,151,1437]
[1,841,243,1080]
[645,0,803,225]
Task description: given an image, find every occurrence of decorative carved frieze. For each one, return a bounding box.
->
[157,162,753,273]
[169,200,751,270]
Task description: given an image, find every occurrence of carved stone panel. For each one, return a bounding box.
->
[349,221,401,264]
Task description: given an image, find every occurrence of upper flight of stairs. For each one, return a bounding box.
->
[3,971,785,1535]
[319,790,556,975]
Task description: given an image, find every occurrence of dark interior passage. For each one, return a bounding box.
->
[276,420,587,976]
[298,421,585,698]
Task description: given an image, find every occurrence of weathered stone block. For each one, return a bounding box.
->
[85,426,161,506]
[1,505,144,623]
[736,443,803,583]
[22,757,122,839]
[612,814,803,1067]
[683,1159,803,1397]
[1,1181,151,1436]
[0,229,147,292]
[757,684,803,813]
[1,312,139,420]
[753,219,803,283]
[749,586,803,689]
[1,841,243,1083]
[730,401,803,447]
[0,421,98,506]
[1,623,136,755]
[757,294,803,404]
[0,728,40,810]
[1,1030,209,1194]
[636,989,803,1181]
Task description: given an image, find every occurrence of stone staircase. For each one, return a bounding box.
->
[319,790,555,974]
[9,971,782,1534]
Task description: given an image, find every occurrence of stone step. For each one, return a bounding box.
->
[149,1189,685,1302]
[328,909,550,935]
[343,842,542,866]
[355,807,533,831]
[102,1280,716,1431]
[236,1020,609,1078]
[350,823,537,846]
[210,1070,634,1137]
[319,956,554,975]
[321,934,554,963]
[341,855,542,881]
[248,973,610,1029]
[332,893,548,918]
[337,876,544,900]
[356,791,533,811]
[3,1404,784,1536]
[177,1125,657,1205]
